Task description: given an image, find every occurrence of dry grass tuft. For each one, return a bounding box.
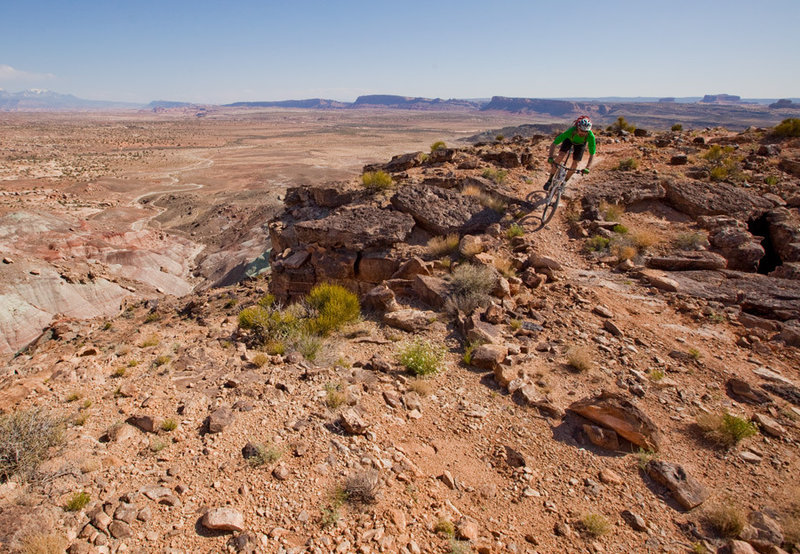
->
[704,501,746,538]
[21,533,69,554]
[408,378,433,397]
[427,234,460,257]
[344,469,382,504]
[0,408,65,482]
[581,513,611,536]
[566,346,593,372]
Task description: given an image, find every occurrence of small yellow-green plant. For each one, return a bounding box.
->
[674,231,706,250]
[251,353,269,367]
[161,419,178,432]
[434,518,455,537]
[320,486,347,528]
[585,235,610,252]
[509,318,523,331]
[325,382,346,409]
[506,223,524,239]
[430,140,446,152]
[127,359,139,367]
[408,378,433,397]
[581,513,611,537]
[149,438,168,453]
[362,170,393,191]
[635,448,657,470]
[764,175,779,186]
[617,158,639,171]
[66,392,80,403]
[648,368,665,382]
[153,354,172,367]
[399,339,445,376]
[305,283,361,336]
[112,367,126,378]
[144,312,161,323]
[608,116,636,134]
[688,348,701,360]
[481,168,508,184]
[671,123,683,132]
[64,492,91,512]
[246,443,282,466]
[599,200,624,222]
[612,224,628,234]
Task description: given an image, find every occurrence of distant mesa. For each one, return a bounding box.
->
[225,98,348,109]
[0,89,139,111]
[769,98,800,109]
[658,97,676,103]
[700,94,741,104]
[148,100,195,109]
[351,95,482,110]
[480,96,604,116]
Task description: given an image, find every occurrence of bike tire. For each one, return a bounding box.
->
[540,188,562,225]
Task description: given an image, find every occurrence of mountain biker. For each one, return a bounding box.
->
[544,116,596,190]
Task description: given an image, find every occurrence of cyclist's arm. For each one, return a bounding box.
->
[584,153,594,171]
[548,128,573,159]
[584,133,597,170]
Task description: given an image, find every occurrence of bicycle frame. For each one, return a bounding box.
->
[540,150,574,225]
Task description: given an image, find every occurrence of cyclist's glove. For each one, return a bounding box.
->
[547,157,554,164]
[581,168,590,175]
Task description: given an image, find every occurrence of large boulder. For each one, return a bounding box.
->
[645,460,709,510]
[295,206,414,249]
[569,391,663,451]
[709,227,765,271]
[663,179,774,219]
[391,183,502,235]
[767,208,800,264]
[646,251,728,271]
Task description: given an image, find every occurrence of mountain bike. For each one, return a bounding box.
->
[540,150,582,226]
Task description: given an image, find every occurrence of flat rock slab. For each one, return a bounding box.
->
[663,179,774,219]
[569,391,663,452]
[382,309,435,332]
[202,507,245,532]
[391,183,502,236]
[646,460,709,510]
[295,206,414,249]
[646,251,727,271]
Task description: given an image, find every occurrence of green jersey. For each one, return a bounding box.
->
[553,126,596,155]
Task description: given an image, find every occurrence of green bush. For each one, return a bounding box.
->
[238,305,299,344]
[774,118,800,137]
[430,141,446,152]
[616,158,639,171]
[608,116,636,134]
[581,513,610,536]
[585,235,610,252]
[398,339,445,376]
[671,123,683,132]
[0,409,65,481]
[305,283,360,336]
[362,170,393,191]
[612,224,628,234]
[481,168,507,184]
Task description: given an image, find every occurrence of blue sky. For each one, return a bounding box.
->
[1,0,797,104]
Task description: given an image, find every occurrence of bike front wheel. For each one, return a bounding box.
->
[540,188,563,226]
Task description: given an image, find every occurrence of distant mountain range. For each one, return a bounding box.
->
[1,89,799,114]
[0,89,139,110]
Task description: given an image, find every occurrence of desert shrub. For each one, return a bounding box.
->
[295,332,322,361]
[697,412,758,448]
[581,513,611,537]
[617,158,639,171]
[361,170,393,191]
[773,118,800,137]
[671,123,683,132]
[430,140,446,152]
[251,353,269,367]
[246,443,282,466]
[481,168,507,184]
[0,408,65,481]
[703,145,742,182]
[635,448,657,470]
[566,346,593,372]
[305,283,360,336]
[427,234,460,256]
[495,134,505,142]
[398,339,445,376]
[66,392,80,403]
[612,224,628,234]
[344,469,381,504]
[446,263,497,314]
[435,518,455,537]
[320,486,348,528]
[238,304,299,344]
[599,201,624,222]
[112,367,126,378]
[674,231,706,250]
[492,257,516,279]
[704,501,746,538]
[648,368,665,382]
[612,243,638,262]
[20,533,69,554]
[764,175,779,186]
[608,116,636,134]
[506,223,524,239]
[153,354,171,367]
[585,235,610,252]
[264,340,286,356]
[325,382,346,409]
[688,348,702,360]
[630,228,660,251]
[64,491,91,512]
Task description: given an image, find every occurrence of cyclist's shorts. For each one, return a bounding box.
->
[559,138,586,161]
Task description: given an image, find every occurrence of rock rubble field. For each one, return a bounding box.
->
[1,113,800,554]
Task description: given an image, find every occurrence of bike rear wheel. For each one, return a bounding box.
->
[540,187,563,225]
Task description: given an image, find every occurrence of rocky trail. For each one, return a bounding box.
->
[2,124,800,554]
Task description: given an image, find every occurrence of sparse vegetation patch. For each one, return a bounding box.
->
[0,408,65,481]
[361,170,393,191]
[696,411,758,448]
[398,339,445,376]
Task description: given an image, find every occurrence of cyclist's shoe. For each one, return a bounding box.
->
[543,176,552,191]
